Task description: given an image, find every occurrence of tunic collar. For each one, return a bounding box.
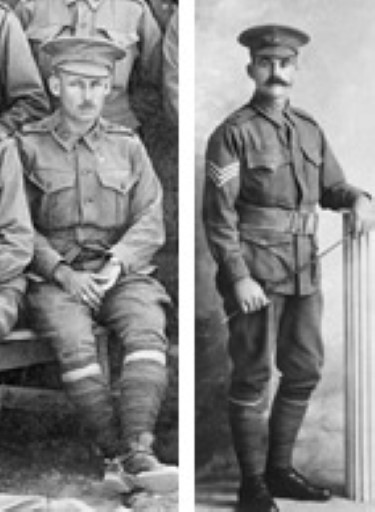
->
[65,0,104,11]
[50,110,103,152]
[251,93,294,129]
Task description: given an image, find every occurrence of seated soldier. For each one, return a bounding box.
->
[0,138,33,338]
[17,35,178,495]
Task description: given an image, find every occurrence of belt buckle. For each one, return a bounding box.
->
[304,212,317,235]
[290,211,316,235]
[289,211,302,234]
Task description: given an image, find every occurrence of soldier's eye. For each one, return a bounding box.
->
[281,57,296,68]
[256,57,270,68]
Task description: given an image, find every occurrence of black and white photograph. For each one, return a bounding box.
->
[196,1,375,511]
[0,0,179,510]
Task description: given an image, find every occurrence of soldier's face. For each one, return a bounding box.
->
[248,54,298,101]
[49,71,111,125]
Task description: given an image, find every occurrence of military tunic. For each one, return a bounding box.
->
[15,0,162,129]
[19,111,164,279]
[0,2,49,138]
[204,95,363,296]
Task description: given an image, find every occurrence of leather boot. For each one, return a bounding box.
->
[266,466,331,501]
[237,475,279,512]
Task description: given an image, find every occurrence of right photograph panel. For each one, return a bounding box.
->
[195,1,375,510]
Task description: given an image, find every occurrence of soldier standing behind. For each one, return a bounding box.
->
[17,34,178,495]
[146,0,176,32]
[14,0,162,130]
[203,25,374,512]
[0,1,49,140]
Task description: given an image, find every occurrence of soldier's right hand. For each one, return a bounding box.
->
[53,263,104,310]
[233,276,270,314]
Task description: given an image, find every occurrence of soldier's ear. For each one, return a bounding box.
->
[246,63,254,79]
[103,76,112,97]
[48,74,61,98]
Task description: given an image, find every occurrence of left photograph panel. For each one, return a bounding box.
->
[0,1,179,510]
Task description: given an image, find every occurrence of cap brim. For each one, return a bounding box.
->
[253,46,297,58]
[57,61,111,78]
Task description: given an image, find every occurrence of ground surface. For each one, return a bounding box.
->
[0,85,178,511]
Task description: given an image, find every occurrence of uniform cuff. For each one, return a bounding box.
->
[32,250,65,281]
[225,255,250,283]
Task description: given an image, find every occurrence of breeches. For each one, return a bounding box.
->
[27,273,170,376]
[225,291,324,402]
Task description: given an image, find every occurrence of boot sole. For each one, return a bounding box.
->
[103,473,135,494]
[134,467,179,494]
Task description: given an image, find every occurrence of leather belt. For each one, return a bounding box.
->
[239,205,318,235]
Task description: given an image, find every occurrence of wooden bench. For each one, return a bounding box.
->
[0,328,109,413]
[0,327,178,414]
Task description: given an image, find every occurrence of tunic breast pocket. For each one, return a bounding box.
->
[243,149,289,201]
[301,143,322,202]
[28,170,77,231]
[96,169,136,228]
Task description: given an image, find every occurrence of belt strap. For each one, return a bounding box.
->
[239,205,318,235]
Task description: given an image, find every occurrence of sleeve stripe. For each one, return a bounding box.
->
[206,160,240,188]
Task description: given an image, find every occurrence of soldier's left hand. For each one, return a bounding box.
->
[352,195,375,235]
[93,259,122,293]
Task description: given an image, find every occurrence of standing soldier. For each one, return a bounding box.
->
[0,1,49,140]
[203,25,374,512]
[18,34,178,495]
[14,0,162,131]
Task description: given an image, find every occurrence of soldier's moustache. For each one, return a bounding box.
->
[266,76,289,86]
[79,101,95,110]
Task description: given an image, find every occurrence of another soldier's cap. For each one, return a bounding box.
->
[238,24,309,58]
[41,36,126,77]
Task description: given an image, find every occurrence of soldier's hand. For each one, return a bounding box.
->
[92,259,122,294]
[53,263,104,309]
[351,195,375,235]
[233,276,270,314]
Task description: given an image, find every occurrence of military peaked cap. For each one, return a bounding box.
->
[41,36,126,77]
[238,24,310,58]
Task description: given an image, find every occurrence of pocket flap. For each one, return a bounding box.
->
[95,27,138,49]
[97,169,135,194]
[301,143,322,167]
[246,149,287,172]
[28,170,75,193]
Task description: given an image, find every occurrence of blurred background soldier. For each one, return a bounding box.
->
[162,5,178,126]
[146,0,176,32]
[18,35,178,495]
[0,1,49,140]
[14,0,162,131]
[0,138,33,338]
